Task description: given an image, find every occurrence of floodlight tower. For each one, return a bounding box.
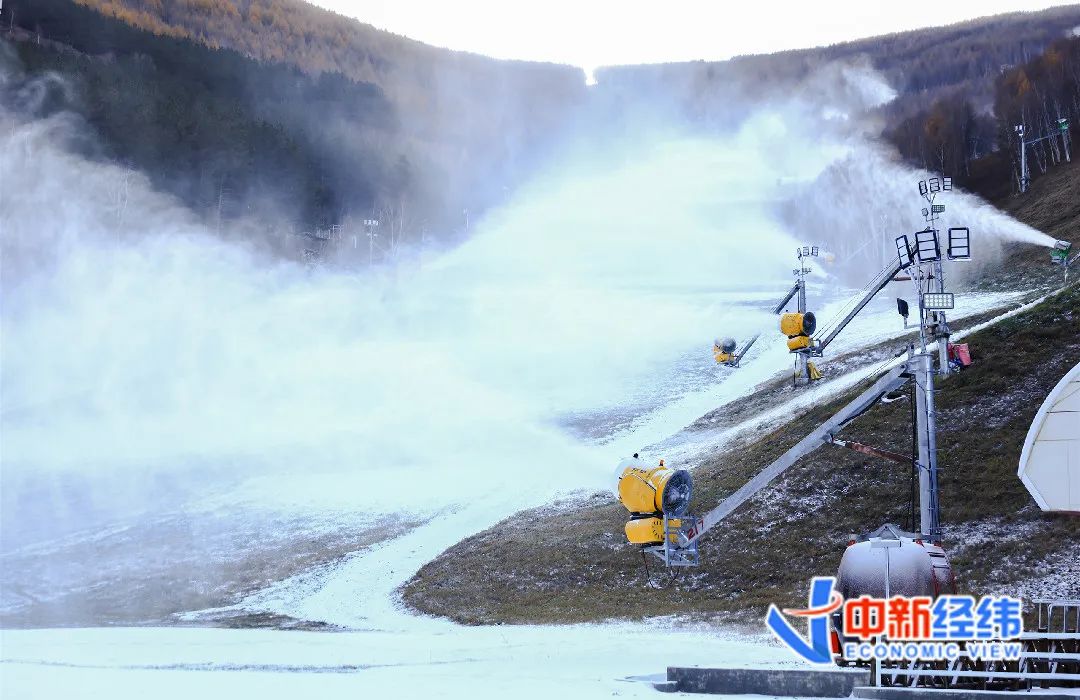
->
[895,208,970,540]
[364,218,380,265]
[1015,120,1072,194]
[792,246,820,383]
[917,176,956,376]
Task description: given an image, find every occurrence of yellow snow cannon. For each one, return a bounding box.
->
[713,337,737,364]
[781,311,816,351]
[625,515,685,545]
[616,462,692,516]
[614,459,693,543]
[613,457,699,560]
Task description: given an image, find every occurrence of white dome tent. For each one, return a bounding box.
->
[1018,361,1080,513]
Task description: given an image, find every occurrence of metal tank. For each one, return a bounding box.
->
[831,523,956,664]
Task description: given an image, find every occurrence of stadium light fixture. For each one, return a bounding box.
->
[923,292,955,310]
[919,181,929,197]
[931,204,945,214]
[942,177,953,191]
[914,228,941,262]
[929,177,941,194]
[896,234,914,268]
[947,228,971,260]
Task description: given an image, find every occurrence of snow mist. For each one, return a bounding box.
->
[0,57,1057,620]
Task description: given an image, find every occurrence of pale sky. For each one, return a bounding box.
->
[309,1,1079,81]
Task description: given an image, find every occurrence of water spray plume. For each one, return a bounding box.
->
[0,57,1061,621]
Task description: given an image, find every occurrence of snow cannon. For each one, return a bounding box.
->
[713,337,737,364]
[780,311,816,351]
[1051,240,1072,265]
[615,459,693,545]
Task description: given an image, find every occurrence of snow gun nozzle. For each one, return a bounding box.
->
[1051,240,1072,264]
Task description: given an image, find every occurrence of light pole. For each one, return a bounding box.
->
[917,177,956,376]
[1059,118,1071,163]
[1015,124,1029,193]
[895,218,970,540]
[364,218,380,265]
[794,246,818,383]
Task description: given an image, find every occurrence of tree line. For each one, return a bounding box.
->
[2,0,587,243]
[596,5,1080,131]
[886,36,1080,194]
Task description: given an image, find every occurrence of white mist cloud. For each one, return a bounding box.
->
[0,59,1055,552]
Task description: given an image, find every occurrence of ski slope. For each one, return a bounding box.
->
[2,72,1059,698]
[1,624,795,699]
[0,287,1033,699]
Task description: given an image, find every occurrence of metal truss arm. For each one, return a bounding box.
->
[773,282,802,315]
[815,258,903,353]
[683,361,913,546]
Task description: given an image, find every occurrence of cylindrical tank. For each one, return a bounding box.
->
[832,530,955,664]
[836,539,938,599]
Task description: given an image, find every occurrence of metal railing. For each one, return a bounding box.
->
[873,600,1080,691]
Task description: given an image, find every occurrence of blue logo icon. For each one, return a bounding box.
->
[766,576,843,665]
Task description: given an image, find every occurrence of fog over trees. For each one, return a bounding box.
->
[3,0,1079,255]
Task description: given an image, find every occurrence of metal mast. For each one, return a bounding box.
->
[638,183,973,564]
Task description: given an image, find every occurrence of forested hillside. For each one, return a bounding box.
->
[1,0,586,243]
[891,35,1080,198]
[4,0,1079,255]
[597,7,1080,121]
[595,7,1080,198]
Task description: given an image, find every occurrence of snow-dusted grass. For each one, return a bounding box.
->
[403,285,1080,625]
